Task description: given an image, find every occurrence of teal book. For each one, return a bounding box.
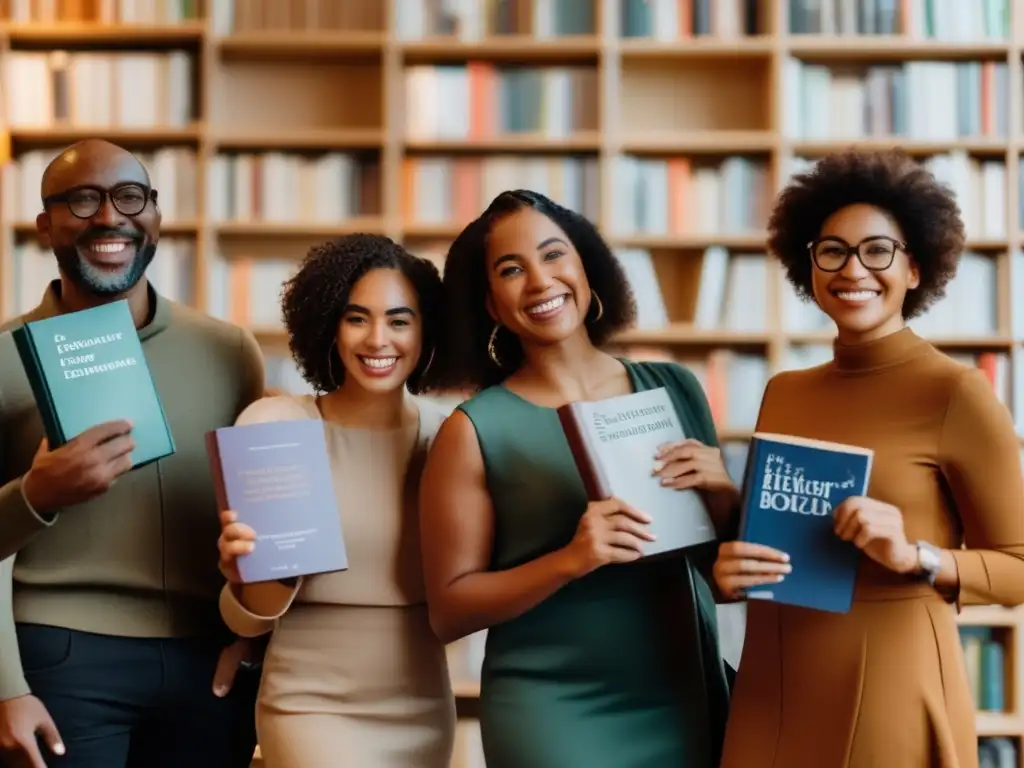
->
[10,299,175,468]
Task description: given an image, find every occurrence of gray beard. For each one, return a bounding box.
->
[54,242,156,297]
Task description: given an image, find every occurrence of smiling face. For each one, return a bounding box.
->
[810,203,920,344]
[484,206,593,347]
[36,142,160,298]
[336,267,423,395]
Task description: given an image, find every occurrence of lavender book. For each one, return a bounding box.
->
[206,419,348,584]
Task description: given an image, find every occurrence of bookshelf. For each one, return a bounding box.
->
[0,0,1022,766]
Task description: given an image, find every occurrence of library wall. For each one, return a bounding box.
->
[0,1,1022,767]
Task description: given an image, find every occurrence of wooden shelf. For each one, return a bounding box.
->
[2,2,1024,764]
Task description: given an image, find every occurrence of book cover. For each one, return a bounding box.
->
[206,418,348,583]
[9,299,174,468]
[737,432,874,614]
[558,387,716,557]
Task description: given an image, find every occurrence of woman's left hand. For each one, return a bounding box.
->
[833,496,917,574]
[654,439,737,496]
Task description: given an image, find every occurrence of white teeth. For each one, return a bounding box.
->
[836,290,879,301]
[359,357,397,369]
[526,295,567,315]
[89,242,130,254]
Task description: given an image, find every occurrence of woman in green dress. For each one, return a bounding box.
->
[419,190,739,768]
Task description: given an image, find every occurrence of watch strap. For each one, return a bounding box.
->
[915,540,942,586]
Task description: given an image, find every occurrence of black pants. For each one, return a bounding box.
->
[13,624,260,768]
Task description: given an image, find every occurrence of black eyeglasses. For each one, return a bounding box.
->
[807,236,906,273]
[43,183,157,219]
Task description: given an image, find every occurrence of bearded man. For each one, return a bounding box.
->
[0,139,265,768]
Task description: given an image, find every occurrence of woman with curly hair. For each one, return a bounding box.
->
[419,190,738,768]
[714,149,1024,767]
[214,234,455,768]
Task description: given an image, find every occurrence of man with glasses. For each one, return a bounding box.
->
[0,139,265,768]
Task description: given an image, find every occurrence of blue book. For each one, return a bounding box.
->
[737,432,874,614]
[206,419,349,584]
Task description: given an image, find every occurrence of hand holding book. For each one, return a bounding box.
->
[833,496,917,574]
[216,509,300,589]
[653,438,735,493]
[217,509,257,585]
[561,497,656,577]
[22,419,135,516]
[712,541,793,601]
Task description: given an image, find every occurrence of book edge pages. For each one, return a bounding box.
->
[752,431,875,457]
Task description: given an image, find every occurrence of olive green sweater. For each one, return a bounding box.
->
[0,281,265,700]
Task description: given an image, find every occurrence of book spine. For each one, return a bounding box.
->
[557,404,613,500]
[204,431,230,512]
[12,325,65,446]
[735,437,762,540]
[141,347,176,455]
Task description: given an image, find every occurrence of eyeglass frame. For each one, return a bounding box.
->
[42,183,158,220]
[806,235,907,273]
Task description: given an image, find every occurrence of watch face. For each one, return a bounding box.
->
[919,544,941,570]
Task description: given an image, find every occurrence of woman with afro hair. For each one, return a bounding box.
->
[713,149,1024,768]
[213,234,456,768]
[418,190,739,768]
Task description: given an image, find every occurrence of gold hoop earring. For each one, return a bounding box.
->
[590,291,604,322]
[487,324,504,368]
[325,339,339,391]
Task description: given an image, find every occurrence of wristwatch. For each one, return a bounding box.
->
[915,540,942,586]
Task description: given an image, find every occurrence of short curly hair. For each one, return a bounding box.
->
[767,148,965,319]
[432,189,636,392]
[280,233,443,395]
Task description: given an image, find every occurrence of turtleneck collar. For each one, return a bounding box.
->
[832,326,931,375]
[28,279,171,341]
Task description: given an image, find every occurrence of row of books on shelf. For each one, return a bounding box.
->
[791,0,1007,40]
[5,51,193,131]
[405,65,597,143]
[5,55,1024,142]
[12,0,1003,43]
[6,149,1022,242]
[784,59,1009,143]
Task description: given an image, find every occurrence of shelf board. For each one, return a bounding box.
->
[404,133,602,153]
[6,21,205,49]
[976,711,1024,737]
[615,234,767,250]
[791,138,1008,157]
[216,31,385,59]
[959,605,1022,628]
[614,327,770,346]
[9,125,203,147]
[216,220,387,238]
[213,130,383,150]
[619,36,774,59]
[401,35,601,63]
[786,37,1010,61]
[622,131,775,154]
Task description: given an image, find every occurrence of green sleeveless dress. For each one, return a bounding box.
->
[458,360,732,768]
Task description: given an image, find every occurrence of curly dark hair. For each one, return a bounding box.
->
[432,189,636,392]
[767,148,965,319]
[280,233,443,395]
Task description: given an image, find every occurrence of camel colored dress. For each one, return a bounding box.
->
[721,328,1024,768]
[217,394,455,768]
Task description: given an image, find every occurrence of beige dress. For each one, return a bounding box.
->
[218,394,455,768]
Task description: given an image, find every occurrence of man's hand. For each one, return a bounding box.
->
[22,420,135,516]
[212,638,261,698]
[0,695,64,768]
